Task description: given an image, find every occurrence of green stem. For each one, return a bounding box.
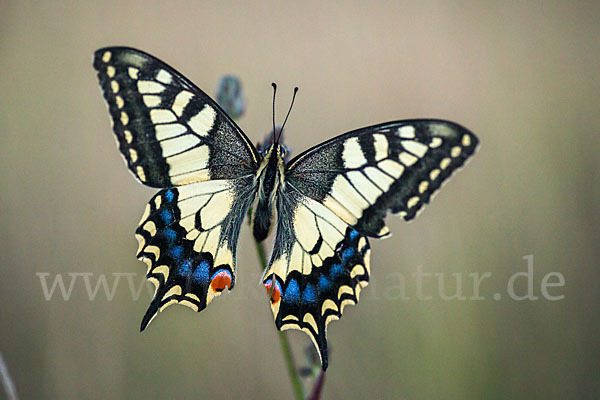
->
[254,240,305,400]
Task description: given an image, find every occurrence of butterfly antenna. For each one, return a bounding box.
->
[277,87,298,143]
[271,83,277,145]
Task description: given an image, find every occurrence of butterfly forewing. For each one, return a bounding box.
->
[286,120,479,237]
[93,47,258,187]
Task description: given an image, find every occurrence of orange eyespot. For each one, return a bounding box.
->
[264,280,281,304]
[210,271,232,293]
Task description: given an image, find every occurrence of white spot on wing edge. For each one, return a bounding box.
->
[342,137,367,168]
[156,69,173,85]
[138,80,165,94]
[398,125,415,138]
[372,134,389,161]
[102,51,111,63]
[172,91,195,117]
[188,105,216,137]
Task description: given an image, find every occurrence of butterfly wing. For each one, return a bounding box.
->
[93,47,258,328]
[262,191,370,370]
[93,47,259,187]
[136,179,254,329]
[264,119,478,369]
[285,119,478,237]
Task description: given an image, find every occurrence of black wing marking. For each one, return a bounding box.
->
[285,120,478,237]
[93,47,259,187]
[135,178,255,330]
[263,191,370,370]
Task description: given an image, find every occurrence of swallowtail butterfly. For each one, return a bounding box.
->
[93,47,478,370]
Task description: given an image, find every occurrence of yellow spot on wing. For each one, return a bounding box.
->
[407,196,420,209]
[128,67,139,79]
[451,146,461,158]
[430,137,443,148]
[163,285,182,299]
[303,313,318,332]
[350,264,365,279]
[129,148,138,163]
[152,265,170,280]
[440,157,451,170]
[136,166,146,181]
[462,134,471,147]
[283,315,299,322]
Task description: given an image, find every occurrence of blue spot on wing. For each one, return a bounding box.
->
[284,279,300,303]
[330,263,344,279]
[163,228,177,243]
[165,190,174,202]
[169,245,184,260]
[161,209,173,225]
[349,229,359,241]
[318,275,332,291]
[193,260,210,283]
[341,248,355,263]
[302,284,317,304]
[177,259,192,276]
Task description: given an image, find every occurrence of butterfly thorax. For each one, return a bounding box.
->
[251,144,286,242]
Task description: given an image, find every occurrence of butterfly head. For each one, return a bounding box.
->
[261,142,288,159]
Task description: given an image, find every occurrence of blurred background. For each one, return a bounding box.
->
[1,1,598,399]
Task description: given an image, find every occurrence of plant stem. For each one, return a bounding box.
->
[0,353,18,400]
[254,240,305,400]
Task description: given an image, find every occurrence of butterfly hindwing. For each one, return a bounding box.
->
[263,192,371,369]
[286,119,478,237]
[93,47,258,188]
[136,178,255,329]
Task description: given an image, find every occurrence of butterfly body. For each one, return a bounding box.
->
[93,47,478,370]
[251,143,286,242]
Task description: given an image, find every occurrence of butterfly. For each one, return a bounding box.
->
[93,47,478,370]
